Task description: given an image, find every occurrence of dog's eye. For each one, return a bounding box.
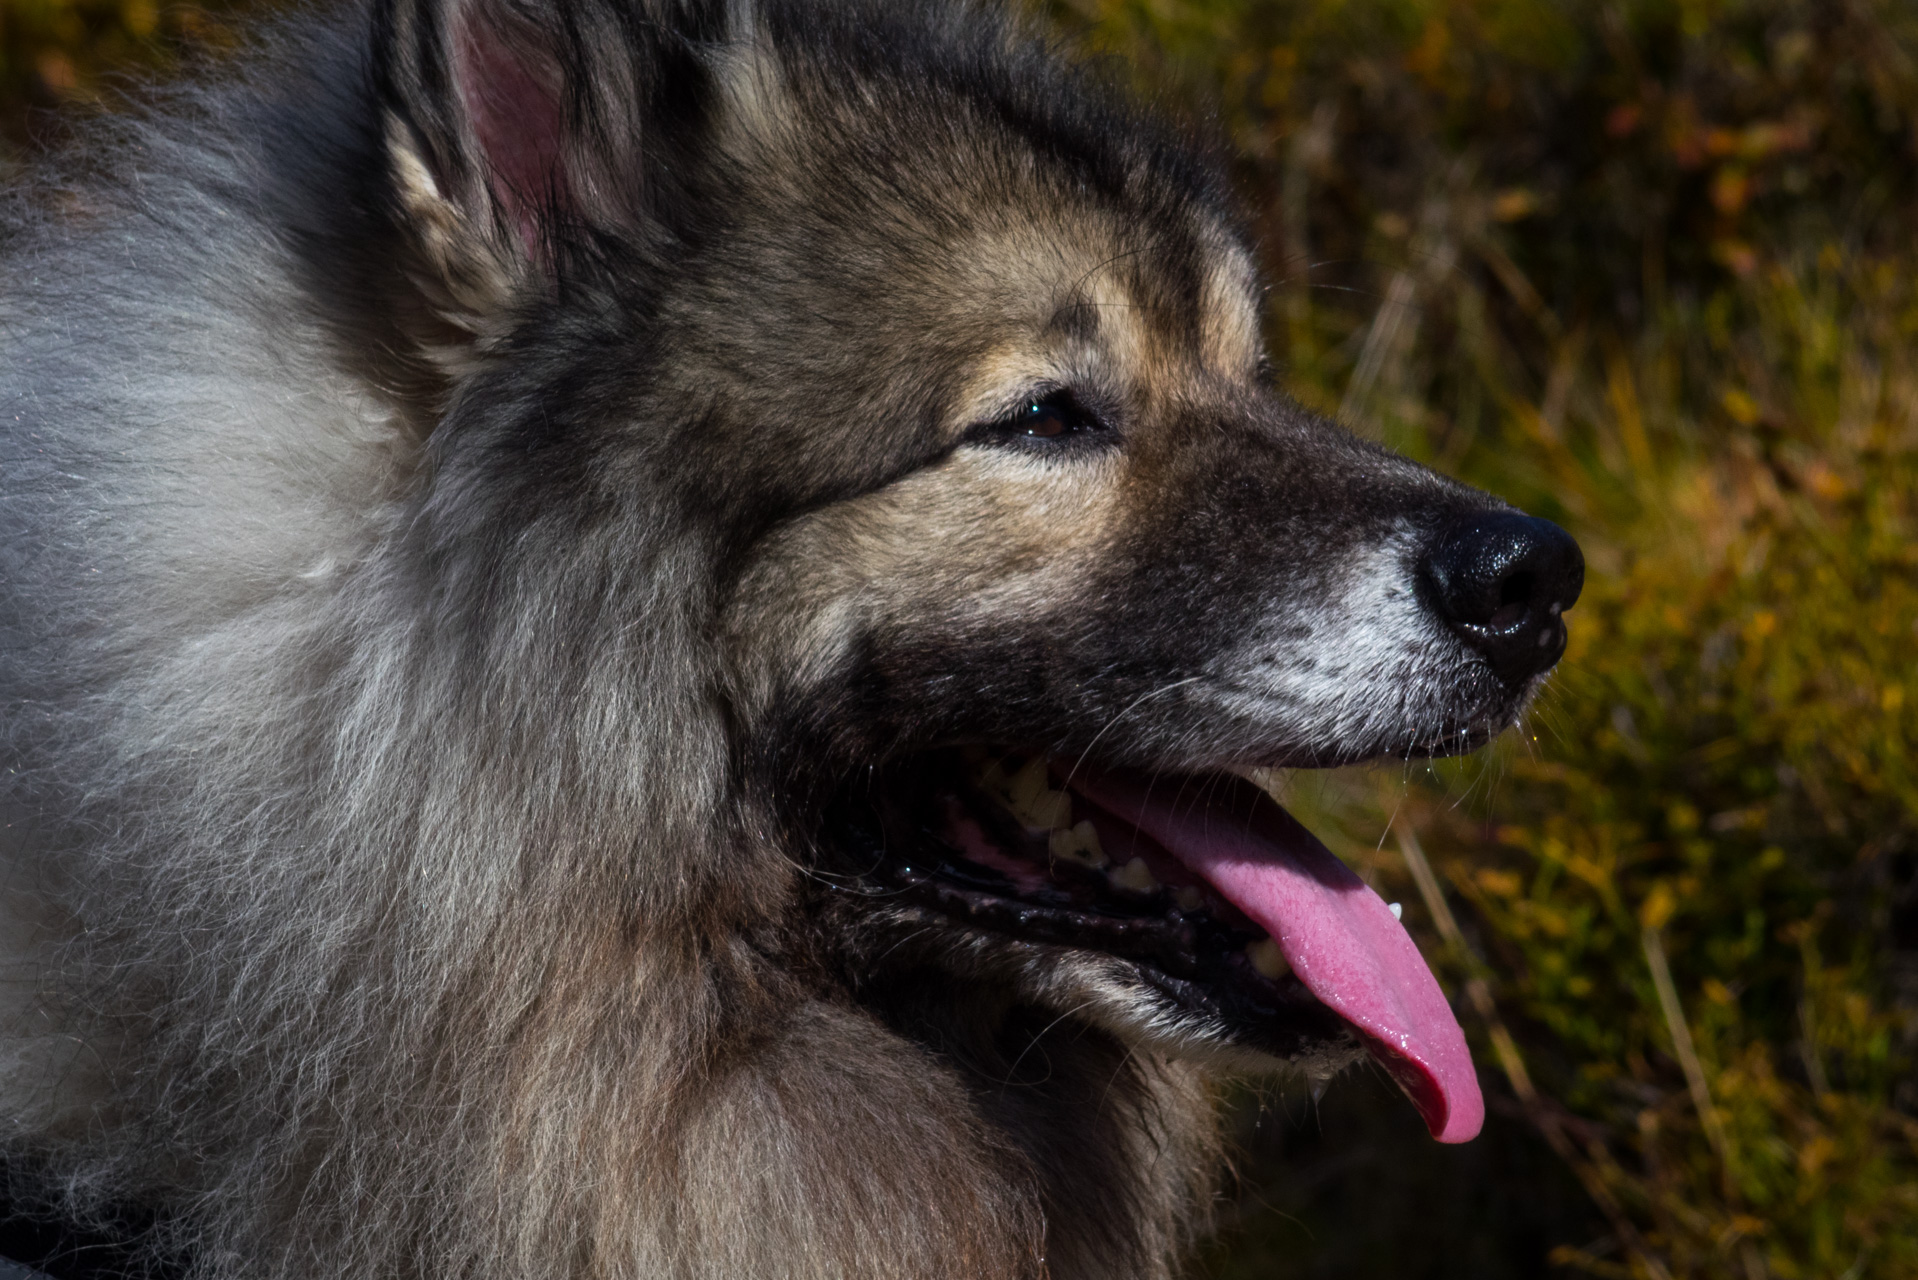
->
[996,393,1103,442]
[1020,401,1073,437]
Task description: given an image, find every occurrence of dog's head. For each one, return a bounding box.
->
[371,0,1581,1143]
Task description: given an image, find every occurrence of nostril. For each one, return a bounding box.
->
[1422,511,1584,684]
[1486,571,1535,631]
[1498,571,1534,609]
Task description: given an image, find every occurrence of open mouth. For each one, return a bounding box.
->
[842,748,1484,1144]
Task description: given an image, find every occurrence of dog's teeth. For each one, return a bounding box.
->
[1049,820,1106,869]
[1173,885,1204,912]
[1246,938,1289,980]
[971,752,1070,831]
[1003,756,1070,831]
[1108,857,1158,894]
[1389,902,1403,920]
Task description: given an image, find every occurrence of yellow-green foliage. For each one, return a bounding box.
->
[4,0,1915,1274]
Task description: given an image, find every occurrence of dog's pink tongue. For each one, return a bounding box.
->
[1071,770,1483,1144]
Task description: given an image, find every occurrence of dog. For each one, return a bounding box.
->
[0,0,1584,1275]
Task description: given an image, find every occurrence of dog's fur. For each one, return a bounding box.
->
[0,2,1545,1276]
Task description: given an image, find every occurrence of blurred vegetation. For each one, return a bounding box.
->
[4,0,1916,1276]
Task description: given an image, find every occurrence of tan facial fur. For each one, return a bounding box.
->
[724,218,1265,709]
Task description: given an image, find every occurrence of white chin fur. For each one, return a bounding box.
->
[1205,528,1485,755]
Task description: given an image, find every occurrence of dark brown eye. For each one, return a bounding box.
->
[998,392,1101,442]
[1021,402,1069,437]
[967,390,1109,450]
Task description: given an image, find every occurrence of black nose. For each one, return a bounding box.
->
[1422,512,1584,686]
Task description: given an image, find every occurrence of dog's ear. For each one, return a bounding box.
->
[373,0,721,331]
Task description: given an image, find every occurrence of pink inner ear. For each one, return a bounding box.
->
[454,7,568,257]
